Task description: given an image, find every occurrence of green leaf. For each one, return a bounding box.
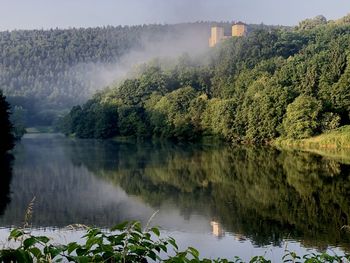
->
[148,250,157,261]
[111,221,129,231]
[14,249,33,263]
[28,247,42,259]
[67,242,80,254]
[45,245,66,259]
[36,236,50,244]
[85,236,102,249]
[23,237,38,249]
[151,227,160,237]
[9,229,24,240]
[76,247,88,256]
[159,244,168,253]
[168,237,178,250]
[72,256,90,263]
[188,247,199,259]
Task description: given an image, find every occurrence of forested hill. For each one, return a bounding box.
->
[61,15,350,143]
[0,22,214,125]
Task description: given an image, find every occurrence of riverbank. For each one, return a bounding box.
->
[26,126,55,134]
[273,125,350,163]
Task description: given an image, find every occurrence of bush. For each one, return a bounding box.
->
[1,222,349,262]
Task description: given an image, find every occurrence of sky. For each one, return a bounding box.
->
[0,0,349,31]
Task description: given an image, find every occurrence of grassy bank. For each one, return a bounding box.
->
[273,125,350,163]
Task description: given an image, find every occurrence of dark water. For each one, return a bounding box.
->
[1,134,350,260]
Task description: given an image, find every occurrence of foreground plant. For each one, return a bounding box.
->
[0,221,349,262]
[0,221,211,263]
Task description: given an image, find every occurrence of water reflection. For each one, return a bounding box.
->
[1,134,350,253]
[0,154,13,215]
[66,139,350,250]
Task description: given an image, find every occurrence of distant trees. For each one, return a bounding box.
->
[297,15,327,31]
[0,23,211,126]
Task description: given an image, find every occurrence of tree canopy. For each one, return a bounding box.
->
[0,23,213,126]
[61,15,350,143]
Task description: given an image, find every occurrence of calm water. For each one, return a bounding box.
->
[1,134,350,261]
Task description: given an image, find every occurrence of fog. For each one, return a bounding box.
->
[0,21,215,126]
[68,23,211,99]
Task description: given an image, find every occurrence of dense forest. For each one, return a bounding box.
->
[0,21,284,126]
[0,23,214,126]
[61,15,350,143]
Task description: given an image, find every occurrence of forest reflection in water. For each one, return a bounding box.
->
[0,154,13,216]
[1,134,350,253]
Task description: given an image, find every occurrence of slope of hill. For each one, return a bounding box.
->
[0,22,213,125]
[61,15,350,143]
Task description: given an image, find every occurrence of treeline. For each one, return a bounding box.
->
[0,23,214,125]
[0,21,285,126]
[61,15,350,143]
[0,91,14,154]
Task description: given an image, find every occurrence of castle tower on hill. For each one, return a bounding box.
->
[232,22,248,37]
[209,22,247,47]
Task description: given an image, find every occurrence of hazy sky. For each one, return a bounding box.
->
[0,0,349,31]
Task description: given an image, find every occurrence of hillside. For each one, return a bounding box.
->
[0,23,212,125]
[0,21,287,126]
[61,15,350,143]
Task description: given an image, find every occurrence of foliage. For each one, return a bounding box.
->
[1,222,349,262]
[0,222,234,263]
[10,106,27,139]
[0,22,211,126]
[274,125,350,149]
[61,15,350,143]
[282,95,322,139]
[0,90,14,154]
[0,15,349,141]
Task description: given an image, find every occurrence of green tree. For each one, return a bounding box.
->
[10,106,27,139]
[152,87,197,140]
[331,56,350,121]
[282,95,322,139]
[0,90,14,154]
[297,15,327,31]
[94,104,118,139]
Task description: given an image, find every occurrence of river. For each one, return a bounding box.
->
[0,133,350,261]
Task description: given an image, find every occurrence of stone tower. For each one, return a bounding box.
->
[232,22,247,37]
[209,22,247,47]
[209,26,225,47]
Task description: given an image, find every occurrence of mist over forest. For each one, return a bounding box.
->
[0,23,211,126]
[0,21,284,127]
[59,15,350,143]
[2,3,350,260]
[2,14,350,145]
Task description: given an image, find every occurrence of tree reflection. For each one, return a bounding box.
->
[68,141,350,249]
[0,154,13,216]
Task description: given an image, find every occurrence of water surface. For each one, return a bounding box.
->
[0,134,350,260]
